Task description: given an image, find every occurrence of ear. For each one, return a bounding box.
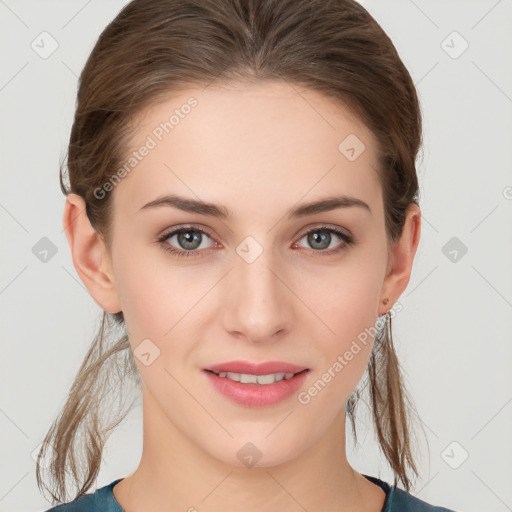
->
[378,203,422,315]
[62,193,123,314]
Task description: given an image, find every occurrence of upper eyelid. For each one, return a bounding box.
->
[159,225,215,241]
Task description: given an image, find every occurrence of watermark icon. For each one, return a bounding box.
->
[440,31,469,60]
[31,441,57,469]
[237,442,263,467]
[133,338,161,366]
[297,302,402,405]
[236,236,264,264]
[32,236,58,263]
[441,441,469,469]
[503,186,512,200]
[442,236,468,263]
[93,96,198,200]
[31,31,59,59]
[338,133,366,161]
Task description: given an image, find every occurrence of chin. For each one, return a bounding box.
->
[203,433,307,470]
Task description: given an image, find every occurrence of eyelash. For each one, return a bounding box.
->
[156,224,355,259]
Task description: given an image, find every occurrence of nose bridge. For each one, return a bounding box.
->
[225,235,292,340]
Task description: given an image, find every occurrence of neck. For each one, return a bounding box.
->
[113,387,386,512]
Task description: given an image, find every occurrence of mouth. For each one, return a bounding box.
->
[202,361,310,407]
[204,368,309,385]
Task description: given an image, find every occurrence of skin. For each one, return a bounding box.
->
[63,80,421,512]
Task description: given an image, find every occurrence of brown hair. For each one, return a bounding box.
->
[37,0,425,503]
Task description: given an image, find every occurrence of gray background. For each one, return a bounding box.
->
[1,1,511,511]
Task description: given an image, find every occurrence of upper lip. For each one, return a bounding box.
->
[203,360,309,375]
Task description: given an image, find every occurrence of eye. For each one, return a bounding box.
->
[294,225,354,255]
[157,226,216,259]
[156,224,355,259]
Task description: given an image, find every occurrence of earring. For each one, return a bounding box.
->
[376,298,390,332]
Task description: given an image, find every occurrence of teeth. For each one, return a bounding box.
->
[214,371,297,384]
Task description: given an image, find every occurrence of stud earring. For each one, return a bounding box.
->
[376,298,391,332]
[381,298,391,318]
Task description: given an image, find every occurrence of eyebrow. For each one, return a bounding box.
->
[138,194,371,219]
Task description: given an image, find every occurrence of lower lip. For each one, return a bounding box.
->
[203,370,309,407]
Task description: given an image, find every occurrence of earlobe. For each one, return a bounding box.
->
[62,193,123,314]
[379,203,422,314]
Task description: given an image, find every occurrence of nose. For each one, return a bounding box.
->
[221,246,294,344]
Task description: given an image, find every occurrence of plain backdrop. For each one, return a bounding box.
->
[1,1,511,511]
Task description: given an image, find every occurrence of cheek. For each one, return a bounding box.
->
[118,272,166,336]
[112,246,211,377]
[295,310,375,445]
[114,235,190,317]
[297,256,383,398]
[112,246,180,342]
[302,259,382,340]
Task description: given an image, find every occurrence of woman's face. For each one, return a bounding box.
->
[102,80,405,467]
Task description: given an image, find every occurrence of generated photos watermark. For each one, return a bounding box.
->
[93,96,198,200]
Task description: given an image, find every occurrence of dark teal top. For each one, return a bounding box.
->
[43,474,457,511]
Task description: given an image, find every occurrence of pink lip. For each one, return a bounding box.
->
[203,360,308,375]
[202,360,310,408]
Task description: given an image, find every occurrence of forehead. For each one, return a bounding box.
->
[113,80,382,217]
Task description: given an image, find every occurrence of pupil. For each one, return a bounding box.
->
[309,231,330,250]
[179,231,200,250]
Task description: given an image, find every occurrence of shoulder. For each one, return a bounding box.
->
[43,493,98,512]
[390,485,457,511]
[41,479,124,512]
[363,474,457,512]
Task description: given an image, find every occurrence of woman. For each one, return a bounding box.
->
[37,0,456,510]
